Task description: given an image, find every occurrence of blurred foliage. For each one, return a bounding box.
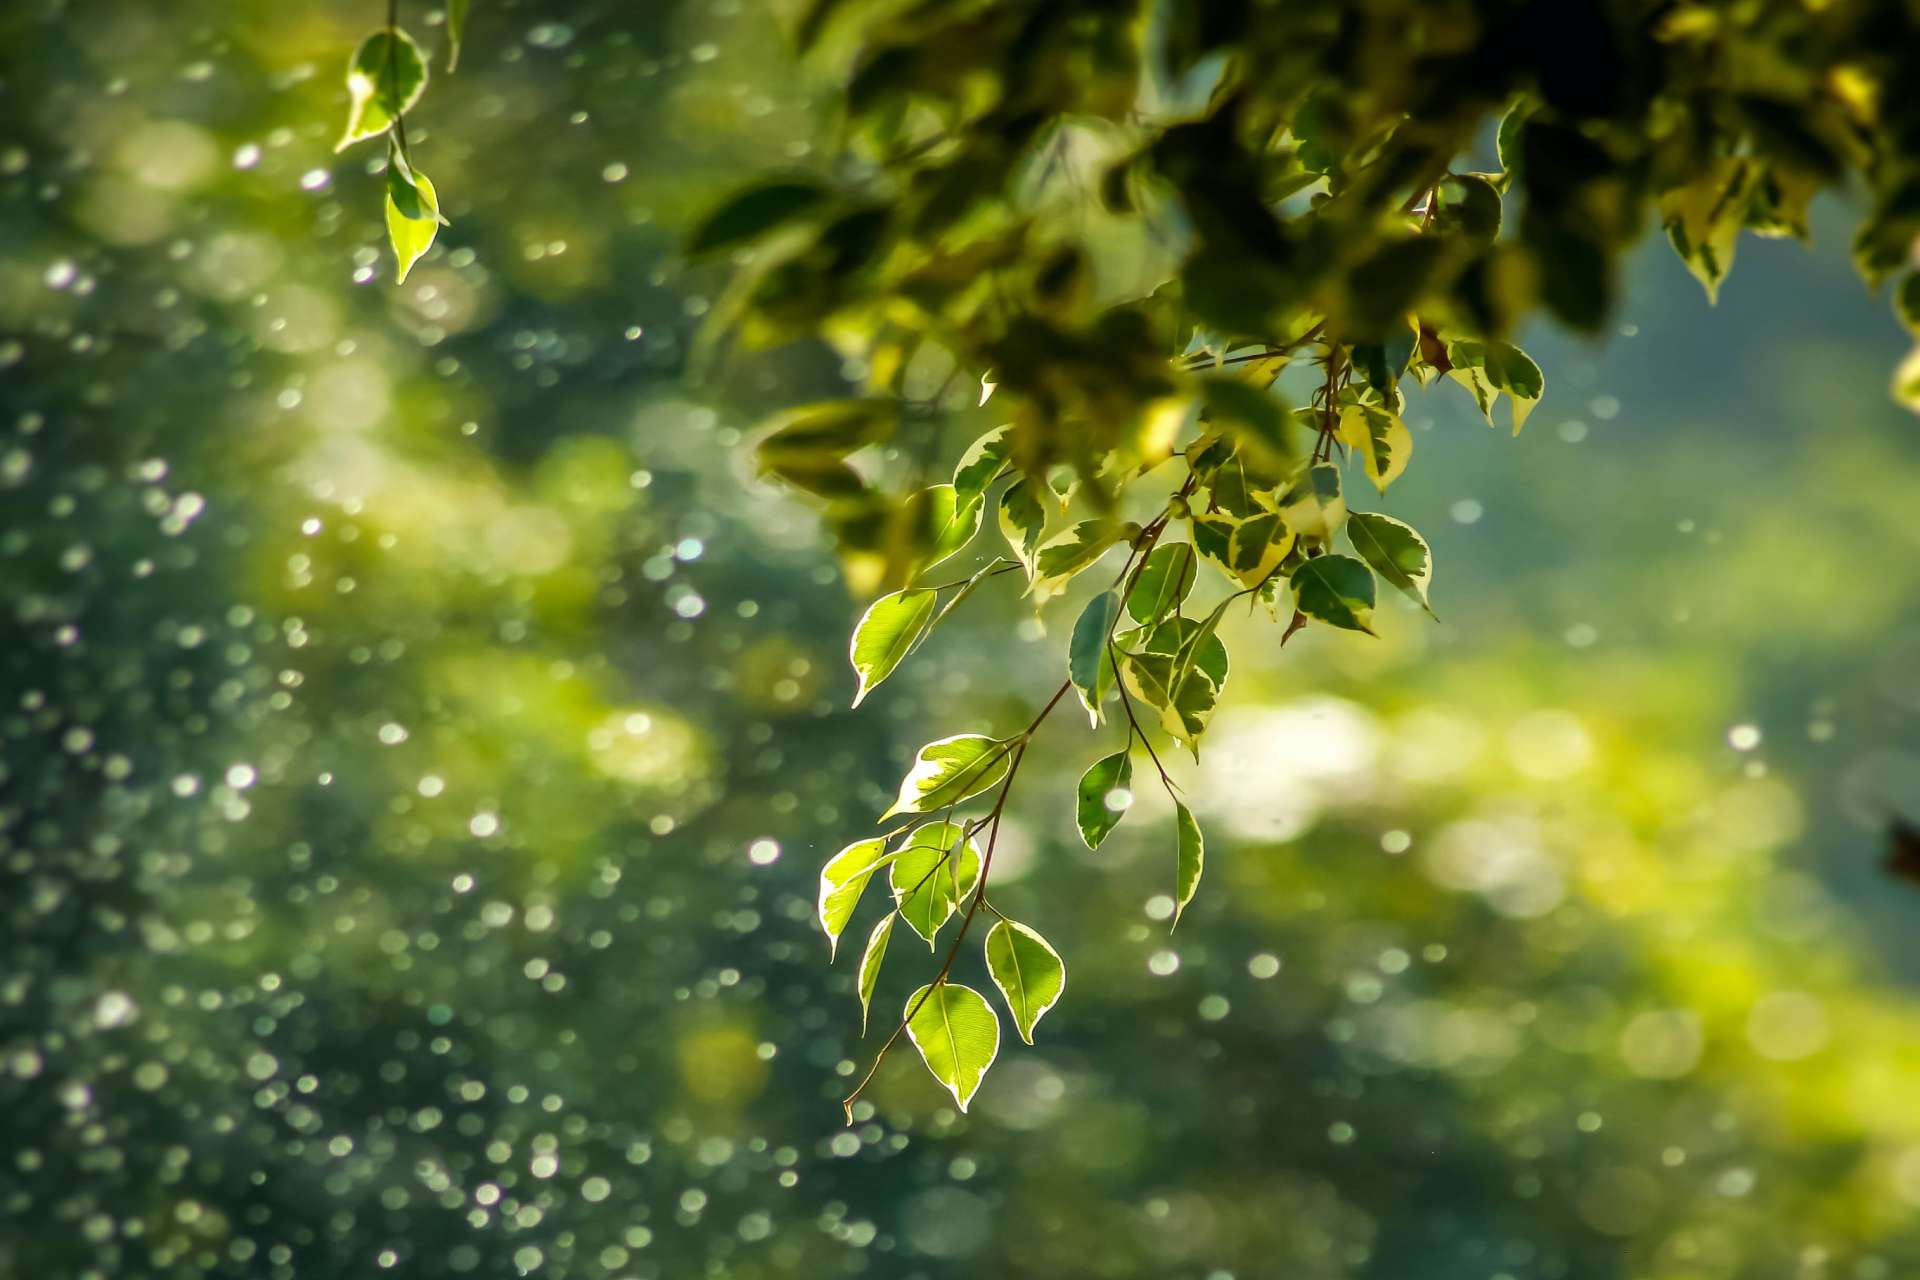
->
[1,3,1919,1280]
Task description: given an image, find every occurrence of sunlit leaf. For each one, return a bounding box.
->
[338,29,428,152]
[1662,157,1754,303]
[1032,520,1122,591]
[848,588,935,707]
[1348,511,1435,616]
[952,426,1010,514]
[1337,402,1412,492]
[1279,462,1347,544]
[1291,553,1377,634]
[903,982,999,1112]
[384,165,443,284]
[817,837,895,958]
[1075,749,1132,850]
[1126,541,1197,625]
[984,920,1066,1044]
[881,734,1011,819]
[998,479,1047,578]
[1069,590,1121,725]
[889,822,980,944]
[856,913,893,1034]
[1174,801,1204,926]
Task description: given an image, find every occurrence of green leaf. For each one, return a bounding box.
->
[1337,402,1411,492]
[1126,542,1197,625]
[445,0,471,70]
[1661,157,1754,303]
[1174,800,1204,926]
[881,734,1011,819]
[1069,590,1121,725]
[848,588,935,707]
[1347,511,1435,616]
[889,822,980,944]
[903,982,1000,1112]
[984,920,1066,1044]
[952,426,1011,513]
[1291,553,1377,635]
[1279,462,1347,544]
[855,913,893,1034]
[1033,520,1122,587]
[1446,339,1543,434]
[1224,510,1293,588]
[998,479,1047,578]
[817,837,895,958]
[338,30,429,152]
[384,166,443,284]
[688,179,831,255]
[1075,749,1133,850]
[914,483,983,574]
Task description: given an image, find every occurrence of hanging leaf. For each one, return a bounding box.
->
[952,426,1011,514]
[1291,553,1377,634]
[1075,750,1133,850]
[446,0,471,70]
[984,920,1066,1044]
[817,837,895,958]
[384,162,444,284]
[848,588,935,707]
[338,29,429,152]
[1661,157,1754,303]
[1347,511,1436,616]
[903,982,1000,1112]
[1279,462,1348,544]
[1068,590,1121,725]
[855,913,893,1034]
[1337,402,1412,492]
[1225,510,1294,588]
[1126,542,1197,625]
[1446,339,1543,433]
[1174,801,1204,926]
[881,734,1011,818]
[889,822,980,944]
[998,479,1047,578]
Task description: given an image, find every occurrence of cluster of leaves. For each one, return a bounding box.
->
[337,1,471,282]
[680,0,1920,1111]
[332,0,1920,1111]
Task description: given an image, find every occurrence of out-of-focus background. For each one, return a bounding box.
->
[5,4,1920,1278]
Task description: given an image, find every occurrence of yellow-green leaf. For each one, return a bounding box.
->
[385,167,443,284]
[903,982,1000,1111]
[338,29,429,152]
[881,734,1011,819]
[855,913,893,1034]
[1347,511,1435,616]
[817,837,894,958]
[888,822,980,944]
[848,588,935,707]
[984,920,1066,1044]
[1174,801,1204,926]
